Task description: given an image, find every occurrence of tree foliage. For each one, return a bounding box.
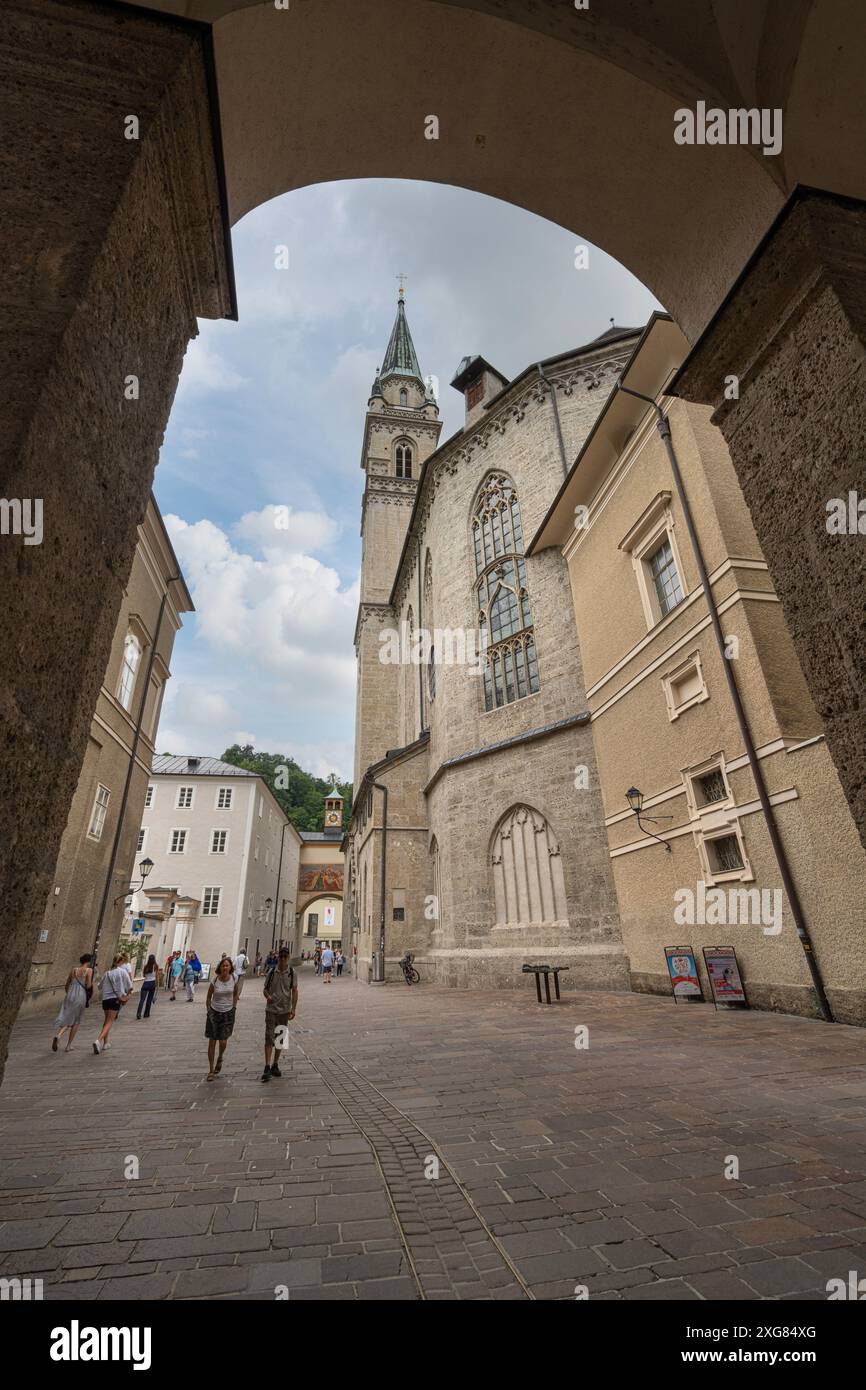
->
[221,745,352,833]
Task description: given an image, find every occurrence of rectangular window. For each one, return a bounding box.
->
[202,886,221,917]
[309,913,318,929]
[217,787,233,810]
[169,829,187,854]
[248,890,254,920]
[177,786,193,809]
[210,829,227,854]
[709,834,745,875]
[392,907,406,922]
[698,769,728,805]
[649,538,684,617]
[258,796,263,818]
[88,784,110,841]
[255,836,259,861]
[136,828,146,853]
[264,847,269,868]
[144,785,155,808]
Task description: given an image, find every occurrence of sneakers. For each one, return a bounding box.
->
[92,1039,103,1055]
[260,1066,271,1083]
[269,1064,282,1078]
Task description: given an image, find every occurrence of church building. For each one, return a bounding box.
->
[345,291,634,989]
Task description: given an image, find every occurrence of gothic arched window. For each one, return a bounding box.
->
[399,388,408,407]
[491,805,566,927]
[471,473,540,710]
[395,442,413,479]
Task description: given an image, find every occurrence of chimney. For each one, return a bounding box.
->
[451,355,509,431]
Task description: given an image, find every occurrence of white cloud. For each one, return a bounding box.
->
[178,335,248,395]
[234,504,340,556]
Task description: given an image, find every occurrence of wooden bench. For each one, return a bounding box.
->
[522,962,570,1004]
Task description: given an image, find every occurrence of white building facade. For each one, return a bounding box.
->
[130,756,302,971]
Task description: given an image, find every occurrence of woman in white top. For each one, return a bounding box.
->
[93,955,131,1054]
[205,956,240,1080]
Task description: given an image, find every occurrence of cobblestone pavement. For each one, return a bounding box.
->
[2,969,866,1301]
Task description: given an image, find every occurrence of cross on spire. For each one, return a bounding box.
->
[396,272,407,301]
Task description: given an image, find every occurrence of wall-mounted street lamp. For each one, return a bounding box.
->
[625,787,672,853]
[113,856,155,904]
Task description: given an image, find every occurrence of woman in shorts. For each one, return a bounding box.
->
[205,956,240,1080]
[93,955,131,1054]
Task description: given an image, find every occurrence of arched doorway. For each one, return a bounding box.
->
[2,0,865,1074]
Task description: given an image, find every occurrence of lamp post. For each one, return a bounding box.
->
[626,786,672,853]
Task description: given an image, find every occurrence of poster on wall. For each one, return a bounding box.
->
[664,946,703,1002]
[324,904,335,928]
[702,946,748,1007]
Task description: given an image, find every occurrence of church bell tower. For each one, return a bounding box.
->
[353,287,442,787]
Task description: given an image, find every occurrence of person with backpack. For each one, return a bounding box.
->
[92,955,131,1054]
[233,947,249,996]
[261,947,298,1083]
[205,955,241,1080]
[183,952,202,1002]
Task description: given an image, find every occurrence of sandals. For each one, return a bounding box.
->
[207,1071,216,1082]
[214,1057,223,1074]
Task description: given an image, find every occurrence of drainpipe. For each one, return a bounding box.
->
[616,382,833,1023]
[536,363,569,480]
[273,821,293,951]
[372,781,388,982]
[91,577,180,974]
[417,539,425,733]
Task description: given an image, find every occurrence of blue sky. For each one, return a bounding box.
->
[154,179,660,779]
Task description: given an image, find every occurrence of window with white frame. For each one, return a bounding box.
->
[88,784,110,841]
[144,784,155,808]
[258,795,263,818]
[117,632,141,711]
[683,754,733,819]
[619,490,688,629]
[202,886,221,917]
[264,847,269,868]
[217,786,233,810]
[169,828,188,854]
[176,786,193,809]
[248,889,254,919]
[695,821,753,885]
[255,836,259,860]
[210,829,227,854]
[136,828,147,853]
[661,651,709,722]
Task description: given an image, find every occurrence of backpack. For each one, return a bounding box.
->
[264,965,294,995]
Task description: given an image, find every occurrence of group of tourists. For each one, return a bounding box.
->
[311,944,344,980]
[49,942,298,1084]
[165,949,203,1001]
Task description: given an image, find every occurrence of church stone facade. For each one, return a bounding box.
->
[345,295,634,989]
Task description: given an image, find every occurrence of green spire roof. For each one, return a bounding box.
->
[380,297,423,384]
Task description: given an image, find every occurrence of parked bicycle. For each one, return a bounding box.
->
[399,951,420,985]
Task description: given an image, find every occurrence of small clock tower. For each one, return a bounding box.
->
[324,786,344,832]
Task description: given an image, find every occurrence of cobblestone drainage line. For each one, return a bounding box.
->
[295,1040,533,1300]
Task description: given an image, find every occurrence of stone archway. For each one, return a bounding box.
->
[2,0,865,1075]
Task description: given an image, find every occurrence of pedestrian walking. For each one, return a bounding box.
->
[313,945,322,975]
[169,951,184,1000]
[261,947,298,1083]
[320,944,335,983]
[182,952,201,1002]
[335,949,344,978]
[92,956,131,1054]
[52,953,93,1052]
[254,951,262,976]
[136,955,158,1019]
[233,947,249,996]
[205,956,240,1081]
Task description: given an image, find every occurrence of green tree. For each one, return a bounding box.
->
[221,745,353,833]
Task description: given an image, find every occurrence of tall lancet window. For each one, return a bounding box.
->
[399,388,408,407]
[395,442,413,479]
[471,473,540,710]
